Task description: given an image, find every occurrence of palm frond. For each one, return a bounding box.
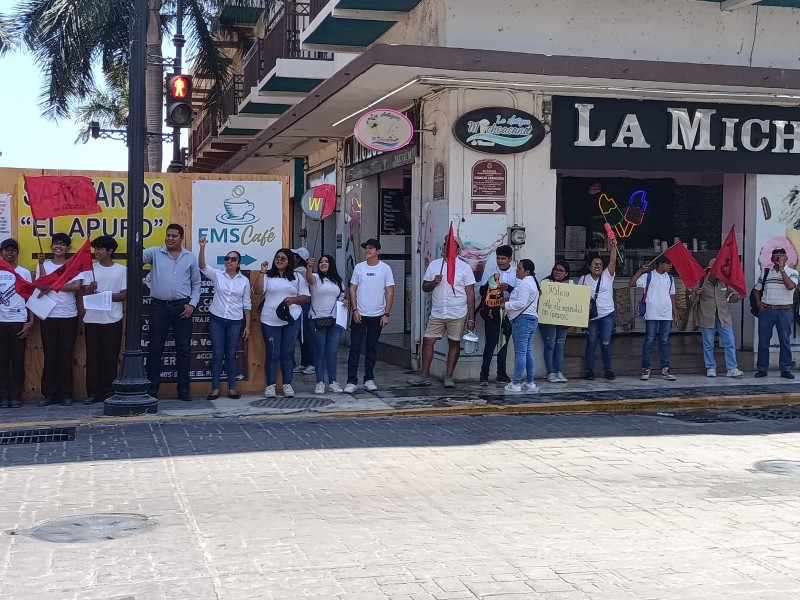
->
[0,15,15,54]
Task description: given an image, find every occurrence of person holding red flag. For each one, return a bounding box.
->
[35,233,87,406]
[690,258,744,379]
[0,239,34,408]
[408,230,476,388]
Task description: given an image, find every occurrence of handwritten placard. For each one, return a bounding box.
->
[537,281,591,327]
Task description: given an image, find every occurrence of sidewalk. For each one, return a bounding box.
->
[3,354,800,426]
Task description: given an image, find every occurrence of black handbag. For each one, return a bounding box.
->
[314,316,335,330]
[588,276,601,320]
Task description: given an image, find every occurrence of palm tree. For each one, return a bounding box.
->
[12,0,271,171]
[73,63,130,144]
[0,15,13,53]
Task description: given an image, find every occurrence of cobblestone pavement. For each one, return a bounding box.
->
[2,412,800,599]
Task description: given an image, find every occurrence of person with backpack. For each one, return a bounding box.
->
[629,256,677,381]
[579,238,618,381]
[504,259,540,393]
[478,245,516,385]
[752,247,798,379]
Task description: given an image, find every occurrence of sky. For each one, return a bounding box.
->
[0,0,180,173]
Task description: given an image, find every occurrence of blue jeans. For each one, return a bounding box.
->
[262,320,301,385]
[757,307,794,373]
[315,324,343,384]
[511,314,538,384]
[585,311,614,371]
[347,316,383,384]
[642,320,672,370]
[539,324,566,374]
[700,314,738,371]
[147,299,193,396]
[208,313,244,389]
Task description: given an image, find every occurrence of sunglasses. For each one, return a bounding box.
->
[223,256,239,262]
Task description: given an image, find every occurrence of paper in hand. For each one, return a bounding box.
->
[335,301,348,329]
[26,292,58,320]
[83,290,113,311]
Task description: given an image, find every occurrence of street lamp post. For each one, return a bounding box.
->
[167,0,185,172]
[104,0,157,416]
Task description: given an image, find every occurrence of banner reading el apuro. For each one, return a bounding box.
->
[17,175,171,271]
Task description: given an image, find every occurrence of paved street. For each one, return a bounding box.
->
[1,412,800,599]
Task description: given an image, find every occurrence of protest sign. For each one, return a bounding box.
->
[537,281,591,328]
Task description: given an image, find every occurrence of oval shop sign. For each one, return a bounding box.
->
[453,107,546,155]
[354,109,415,152]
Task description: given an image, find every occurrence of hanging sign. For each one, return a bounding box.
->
[471,160,507,197]
[454,107,546,155]
[300,184,336,221]
[354,109,415,152]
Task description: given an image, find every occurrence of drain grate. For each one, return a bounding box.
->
[732,406,800,420]
[0,427,76,445]
[251,397,333,409]
[753,460,800,476]
[7,513,156,543]
[656,411,744,424]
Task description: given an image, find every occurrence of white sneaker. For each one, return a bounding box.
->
[640,369,650,381]
[314,382,325,394]
[303,365,316,375]
[504,382,522,393]
[293,365,305,373]
[522,382,540,393]
[264,384,276,398]
[727,368,744,378]
[706,369,717,377]
[283,383,295,397]
[556,372,568,383]
[343,383,357,394]
[364,380,378,392]
[547,373,558,383]
[661,368,676,381]
[329,381,344,393]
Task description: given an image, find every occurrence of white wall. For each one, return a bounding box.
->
[382,0,800,69]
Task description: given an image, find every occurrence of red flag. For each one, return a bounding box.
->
[24,176,100,220]
[663,241,705,289]
[34,238,93,292]
[0,258,36,300]
[445,223,456,292]
[711,226,746,296]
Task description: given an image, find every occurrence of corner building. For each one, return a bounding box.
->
[192,0,800,380]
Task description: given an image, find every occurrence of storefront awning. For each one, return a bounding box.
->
[220,43,800,173]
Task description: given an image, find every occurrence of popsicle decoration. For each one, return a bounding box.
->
[597,190,649,239]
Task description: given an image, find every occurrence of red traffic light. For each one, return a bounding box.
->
[166,75,192,101]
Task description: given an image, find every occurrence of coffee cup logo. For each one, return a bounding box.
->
[216,185,258,225]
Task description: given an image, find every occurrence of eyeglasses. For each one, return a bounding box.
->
[223,256,239,262]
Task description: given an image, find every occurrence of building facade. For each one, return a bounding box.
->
[190,0,800,379]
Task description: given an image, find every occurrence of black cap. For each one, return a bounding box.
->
[275,302,295,324]
[0,238,19,250]
[91,235,118,251]
[361,238,381,250]
[772,247,787,255]
[51,233,71,246]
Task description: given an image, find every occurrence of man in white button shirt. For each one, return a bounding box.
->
[753,247,798,379]
[409,233,476,388]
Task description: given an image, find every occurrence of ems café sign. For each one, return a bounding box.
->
[551,96,800,174]
[453,107,546,155]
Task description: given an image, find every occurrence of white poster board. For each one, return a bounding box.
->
[192,180,284,271]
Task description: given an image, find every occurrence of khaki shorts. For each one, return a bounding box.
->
[424,316,466,341]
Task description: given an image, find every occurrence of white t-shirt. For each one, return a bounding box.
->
[308,274,344,319]
[0,265,32,323]
[81,263,127,324]
[636,270,676,320]
[36,261,80,319]
[754,267,799,305]
[580,269,615,319]
[351,261,395,317]
[424,258,476,319]
[201,266,252,320]
[496,264,518,299]
[260,275,310,327]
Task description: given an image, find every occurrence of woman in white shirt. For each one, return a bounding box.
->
[504,259,540,394]
[198,237,251,400]
[305,254,348,395]
[254,249,310,399]
[540,261,571,384]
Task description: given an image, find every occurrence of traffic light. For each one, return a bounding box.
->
[165,74,193,128]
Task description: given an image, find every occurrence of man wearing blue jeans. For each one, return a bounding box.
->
[753,247,798,379]
[630,256,677,381]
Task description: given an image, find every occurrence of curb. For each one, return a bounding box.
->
[1,391,799,429]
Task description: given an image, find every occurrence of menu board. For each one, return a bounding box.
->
[380,189,412,235]
[141,274,249,382]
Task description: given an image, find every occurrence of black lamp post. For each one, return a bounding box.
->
[104,0,157,416]
[167,0,185,173]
